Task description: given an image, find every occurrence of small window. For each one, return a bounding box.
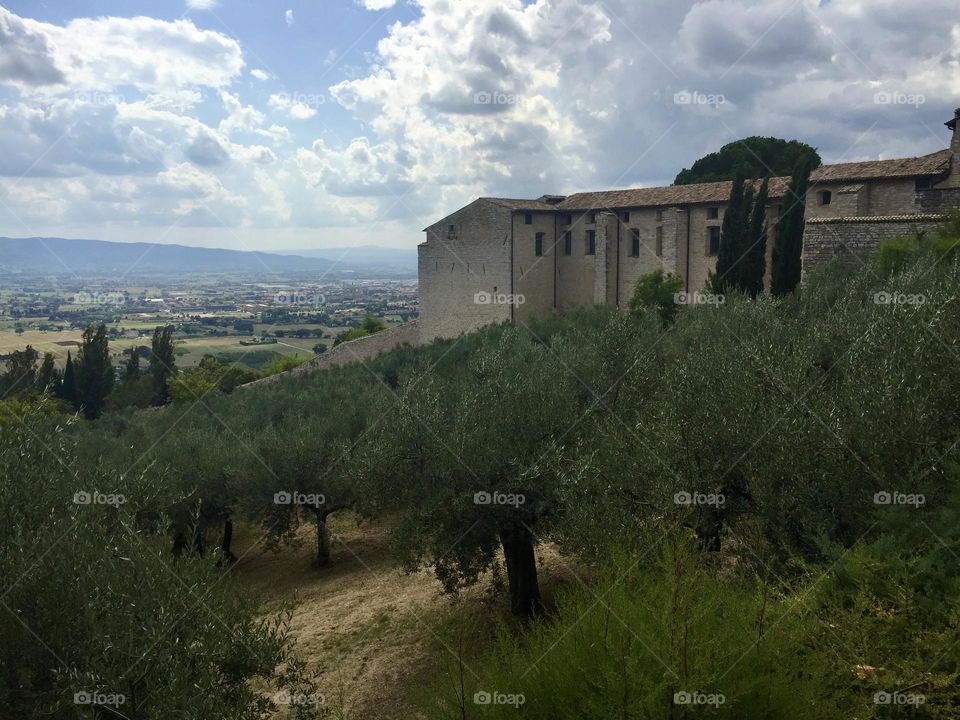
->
[586,230,596,255]
[448,224,456,232]
[561,214,572,225]
[535,232,544,257]
[587,212,596,224]
[622,211,631,222]
[820,191,832,206]
[707,227,721,256]
[524,213,533,225]
[916,178,934,191]
[630,229,640,257]
[707,207,720,220]
[656,209,663,222]
[656,227,663,257]
[563,231,572,256]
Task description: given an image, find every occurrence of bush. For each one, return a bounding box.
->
[627,270,684,325]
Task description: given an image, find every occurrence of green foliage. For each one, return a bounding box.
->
[1,344,39,397]
[771,156,816,296]
[712,169,750,294]
[877,235,920,275]
[76,323,113,419]
[0,402,321,719]
[674,136,821,185]
[150,324,177,406]
[743,177,769,297]
[333,313,387,346]
[628,270,684,325]
[260,353,311,377]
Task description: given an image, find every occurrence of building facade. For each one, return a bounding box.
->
[419,109,960,341]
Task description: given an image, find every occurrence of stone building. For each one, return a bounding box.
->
[419,108,960,342]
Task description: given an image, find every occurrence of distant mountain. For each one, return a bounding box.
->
[0,237,340,276]
[278,245,418,269]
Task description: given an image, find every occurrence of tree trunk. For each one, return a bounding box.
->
[313,509,332,567]
[500,525,541,617]
[220,517,237,564]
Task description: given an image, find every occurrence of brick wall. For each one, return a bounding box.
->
[801,215,949,280]
[240,320,423,389]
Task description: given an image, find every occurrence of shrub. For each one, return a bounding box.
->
[628,270,684,325]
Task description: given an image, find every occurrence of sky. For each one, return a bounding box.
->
[0,0,957,252]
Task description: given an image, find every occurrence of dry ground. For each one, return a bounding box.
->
[231,514,582,719]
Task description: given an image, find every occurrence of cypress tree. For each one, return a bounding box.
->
[59,351,78,408]
[151,325,177,406]
[772,157,816,296]
[35,352,56,393]
[76,324,114,419]
[713,169,748,295]
[743,177,770,298]
[124,346,141,382]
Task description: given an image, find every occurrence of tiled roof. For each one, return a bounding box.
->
[810,149,952,183]
[482,197,561,211]
[556,177,792,211]
[806,213,949,224]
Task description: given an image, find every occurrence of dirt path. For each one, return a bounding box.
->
[232,515,580,719]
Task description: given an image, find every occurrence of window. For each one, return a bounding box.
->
[561,214,572,225]
[819,191,832,206]
[535,232,544,257]
[916,178,934,191]
[448,224,456,232]
[656,227,663,257]
[563,231,572,256]
[622,211,631,222]
[707,207,720,220]
[524,213,533,225]
[631,228,640,257]
[656,209,663,222]
[586,230,596,255]
[707,227,721,256]
[587,212,596,224]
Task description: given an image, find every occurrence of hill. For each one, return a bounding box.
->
[0,237,341,276]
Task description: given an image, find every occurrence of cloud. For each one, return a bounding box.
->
[250,68,270,81]
[186,0,220,10]
[0,8,65,85]
[268,92,320,120]
[285,10,295,27]
[360,0,398,9]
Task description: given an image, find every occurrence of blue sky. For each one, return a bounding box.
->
[0,0,957,251]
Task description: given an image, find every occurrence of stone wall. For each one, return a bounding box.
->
[801,215,949,280]
[240,320,423,389]
[918,187,960,213]
[513,211,557,325]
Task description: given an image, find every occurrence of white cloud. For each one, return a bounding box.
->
[186,0,220,10]
[360,0,398,9]
[285,10,295,27]
[268,92,319,120]
[250,68,270,81]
